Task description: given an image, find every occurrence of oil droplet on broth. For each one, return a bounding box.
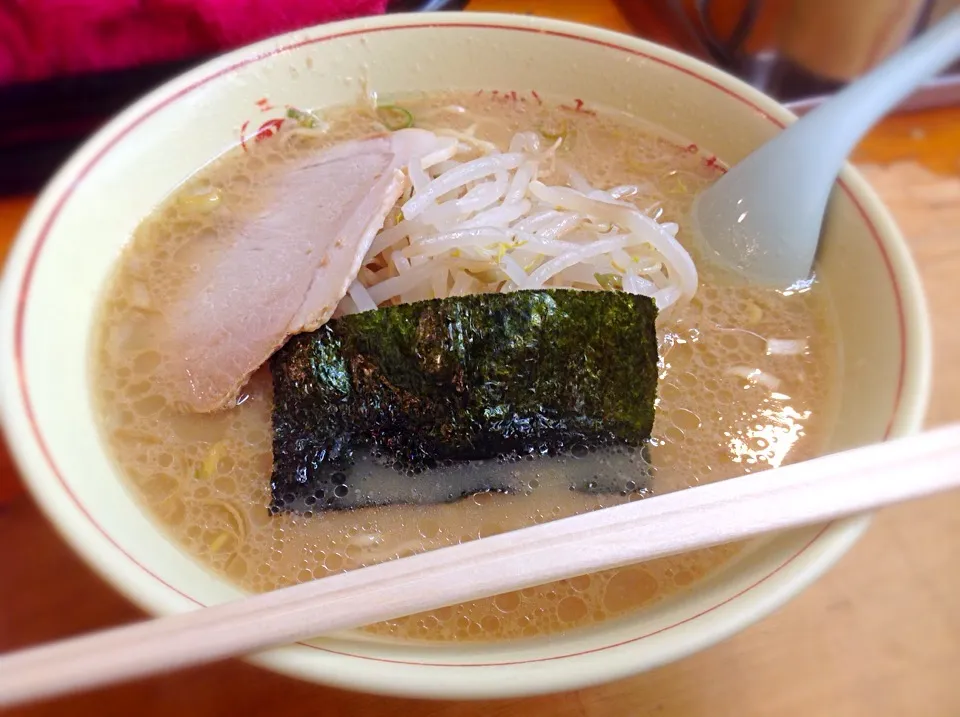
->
[92,90,839,643]
[557,596,589,623]
[604,568,659,613]
[494,591,522,613]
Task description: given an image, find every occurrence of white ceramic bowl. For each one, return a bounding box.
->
[0,12,931,700]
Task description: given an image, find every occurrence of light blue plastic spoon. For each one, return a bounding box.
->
[694,9,960,287]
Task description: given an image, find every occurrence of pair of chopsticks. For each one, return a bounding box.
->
[2,423,959,708]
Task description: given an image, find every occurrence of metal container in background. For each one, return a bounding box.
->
[615,0,960,112]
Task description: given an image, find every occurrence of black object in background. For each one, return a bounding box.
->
[0,0,468,196]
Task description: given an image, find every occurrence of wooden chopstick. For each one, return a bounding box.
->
[2,422,959,708]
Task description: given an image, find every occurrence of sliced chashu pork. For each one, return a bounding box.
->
[162,128,455,413]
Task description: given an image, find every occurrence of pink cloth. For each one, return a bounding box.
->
[0,0,388,84]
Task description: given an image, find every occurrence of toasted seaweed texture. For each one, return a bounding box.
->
[269,289,658,513]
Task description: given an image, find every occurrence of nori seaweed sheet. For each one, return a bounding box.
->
[269,289,658,513]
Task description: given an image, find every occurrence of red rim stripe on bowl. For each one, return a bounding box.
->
[11,21,908,667]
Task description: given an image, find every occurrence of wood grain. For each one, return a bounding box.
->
[6,424,960,709]
[2,1,960,715]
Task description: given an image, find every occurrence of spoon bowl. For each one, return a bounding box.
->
[694,9,960,287]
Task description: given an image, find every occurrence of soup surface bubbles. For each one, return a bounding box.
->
[92,90,840,642]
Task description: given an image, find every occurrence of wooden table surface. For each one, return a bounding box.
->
[2,2,959,715]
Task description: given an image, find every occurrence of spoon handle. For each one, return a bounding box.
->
[780,9,960,182]
[692,9,960,286]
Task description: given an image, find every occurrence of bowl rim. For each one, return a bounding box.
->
[0,11,932,699]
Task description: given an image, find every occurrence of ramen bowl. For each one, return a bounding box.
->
[0,12,931,699]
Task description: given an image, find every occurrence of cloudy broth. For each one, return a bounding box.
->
[91,91,839,642]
